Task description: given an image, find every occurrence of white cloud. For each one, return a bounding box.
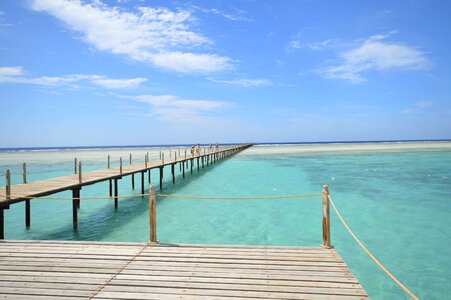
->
[118,93,228,122]
[402,101,433,114]
[0,66,147,89]
[30,0,231,73]
[207,77,273,87]
[91,77,147,89]
[285,32,338,53]
[318,33,430,83]
[189,5,252,22]
[0,66,23,77]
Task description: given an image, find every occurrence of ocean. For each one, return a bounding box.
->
[1,141,451,299]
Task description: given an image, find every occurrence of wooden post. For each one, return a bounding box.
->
[141,172,145,195]
[185,149,187,158]
[22,163,27,184]
[131,174,135,190]
[109,180,112,197]
[182,160,185,178]
[159,167,163,190]
[202,156,204,168]
[108,155,110,168]
[145,154,148,169]
[321,185,331,248]
[197,157,200,171]
[162,153,164,164]
[114,179,118,209]
[78,161,82,183]
[25,199,30,229]
[72,189,79,231]
[171,164,175,184]
[148,169,151,183]
[74,158,77,174]
[190,159,193,174]
[129,153,132,164]
[5,170,11,200]
[149,185,157,243]
[0,208,4,240]
[120,157,123,174]
[159,151,161,160]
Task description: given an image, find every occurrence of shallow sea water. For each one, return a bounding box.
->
[1,144,451,299]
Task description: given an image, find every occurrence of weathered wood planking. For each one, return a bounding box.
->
[0,144,252,206]
[0,240,368,299]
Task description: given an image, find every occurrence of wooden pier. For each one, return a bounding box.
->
[0,240,368,299]
[0,144,253,239]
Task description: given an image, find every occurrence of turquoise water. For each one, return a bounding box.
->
[1,144,451,299]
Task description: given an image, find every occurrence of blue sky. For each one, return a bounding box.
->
[0,0,450,147]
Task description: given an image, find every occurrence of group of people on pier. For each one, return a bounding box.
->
[190,143,219,156]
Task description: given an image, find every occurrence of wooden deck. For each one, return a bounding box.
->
[0,144,252,206]
[0,240,368,299]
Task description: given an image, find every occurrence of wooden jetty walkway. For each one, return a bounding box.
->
[0,240,368,299]
[0,144,253,239]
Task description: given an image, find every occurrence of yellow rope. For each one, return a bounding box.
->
[157,193,321,200]
[328,195,419,300]
[0,193,320,201]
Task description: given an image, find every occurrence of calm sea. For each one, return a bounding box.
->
[1,142,451,299]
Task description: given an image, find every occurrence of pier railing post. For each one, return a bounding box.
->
[78,162,82,183]
[74,158,77,174]
[5,170,11,200]
[321,185,332,248]
[120,157,123,174]
[162,153,164,164]
[149,185,157,243]
[22,163,27,184]
[145,154,148,169]
[129,153,132,165]
[108,155,110,169]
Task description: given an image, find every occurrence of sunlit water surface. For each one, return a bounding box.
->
[1,143,451,299]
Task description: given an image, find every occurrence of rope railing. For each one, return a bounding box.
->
[1,145,243,178]
[0,192,320,201]
[328,195,418,300]
[0,181,418,299]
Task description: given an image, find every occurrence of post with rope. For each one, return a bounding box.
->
[149,185,157,244]
[130,153,135,190]
[171,164,175,184]
[108,155,112,197]
[159,166,164,190]
[114,178,118,209]
[5,170,11,200]
[321,185,332,249]
[78,161,82,184]
[77,162,82,209]
[72,188,80,231]
[24,162,30,228]
[141,171,145,195]
[22,163,27,184]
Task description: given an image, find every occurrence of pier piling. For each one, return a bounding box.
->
[321,185,331,248]
[149,185,157,243]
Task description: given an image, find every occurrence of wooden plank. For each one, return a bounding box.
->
[0,287,94,297]
[109,276,363,290]
[0,295,89,300]
[115,271,359,284]
[104,279,367,296]
[100,286,366,299]
[0,241,368,299]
